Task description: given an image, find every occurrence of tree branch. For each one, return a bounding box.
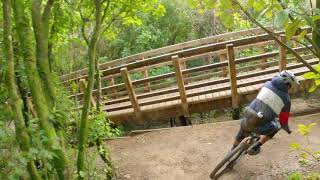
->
[81,24,90,46]
[101,0,110,22]
[233,0,318,74]
[79,10,90,46]
[292,37,318,56]
[42,0,55,25]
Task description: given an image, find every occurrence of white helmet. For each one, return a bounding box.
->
[280,70,300,86]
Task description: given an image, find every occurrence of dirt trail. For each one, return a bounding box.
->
[106,113,320,180]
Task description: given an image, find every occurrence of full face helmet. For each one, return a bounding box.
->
[279,70,300,87]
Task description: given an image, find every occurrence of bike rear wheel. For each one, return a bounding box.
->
[209,143,247,179]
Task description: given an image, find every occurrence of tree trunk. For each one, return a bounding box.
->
[77,0,102,178]
[31,0,56,108]
[12,0,69,179]
[313,0,320,49]
[96,138,113,180]
[2,0,40,179]
[95,55,102,111]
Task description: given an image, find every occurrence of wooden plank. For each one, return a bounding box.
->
[172,55,190,117]
[61,29,311,84]
[227,44,239,109]
[76,58,319,111]
[61,27,271,80]
[66,46,310,100]
[120,67,143,124]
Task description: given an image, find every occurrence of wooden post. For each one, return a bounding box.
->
[227,44,239,120]
[180,58,188,84]
[107,66,117,98]
[279,35,287,72]
[292,37,299,63]
[220,53,228,77]
[120,67,143,124]
[206,55,212,64]
[259,46,267,70]
[79,79,96,109]
[141,57,151,92]
[172,55,190,117]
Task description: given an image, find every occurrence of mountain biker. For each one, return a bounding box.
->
[232,70,299,155]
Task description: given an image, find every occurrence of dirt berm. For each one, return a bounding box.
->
[106,112,320,180]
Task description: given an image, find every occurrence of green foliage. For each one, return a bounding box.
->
[288,172,320,180]
[88,110,124,142]
[288,172,303,180]
[297,123,317,136]
[0,85,10,121]
[149,66,173,77]
[290,122,320,167]
[303,64,320,93]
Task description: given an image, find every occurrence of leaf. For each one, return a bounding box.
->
[303,72,317,79]
[312,15,320,21]
[245,0,254,9]
[187,0,199,9]
[290,142,301,151]
[79,171,85,178]
[152,4,166,17]
[288,172,303,180]
[198,8,205,14]
[308,84,318,93]
[308,122,317,129]
[274,10,289,28]
[314,151,320,154]
[297,29,307,42]
[297,124,308,136]
[285,19,302,40]
[300,152,308,159]
[253,1,266,12]
[315,64,320,72]
[305,147,312,152]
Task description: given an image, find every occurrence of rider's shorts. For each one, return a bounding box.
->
[235,107,279,141]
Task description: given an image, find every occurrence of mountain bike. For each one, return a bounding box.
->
[209,127,291,180]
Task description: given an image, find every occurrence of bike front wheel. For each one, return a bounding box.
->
[209,142,247,179]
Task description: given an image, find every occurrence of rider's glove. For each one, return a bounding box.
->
[281,124,292,134]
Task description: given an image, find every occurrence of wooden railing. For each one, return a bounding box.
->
[61,27,274,82]
[65,27,316,123]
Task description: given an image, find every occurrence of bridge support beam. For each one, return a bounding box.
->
[172,55,190,119]
[79,79,96,109]
[259,46,267,70]
[279,35,287,71]
[107,66,117,98]
[120,67,143,124]
[219,53,228,77]
[227,44,240,120]
[141,57,151,92]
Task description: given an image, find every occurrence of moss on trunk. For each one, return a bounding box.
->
[31,0,56,108]
[77,0,102,178]
[12,0,69,178]
[2,0,40,178]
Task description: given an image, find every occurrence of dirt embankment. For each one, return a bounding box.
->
[105,112,320,180]
[101,93,320,180]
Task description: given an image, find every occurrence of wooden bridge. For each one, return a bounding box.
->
[61,27,317,124]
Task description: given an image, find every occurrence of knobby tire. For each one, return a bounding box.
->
[209,142,247,179]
